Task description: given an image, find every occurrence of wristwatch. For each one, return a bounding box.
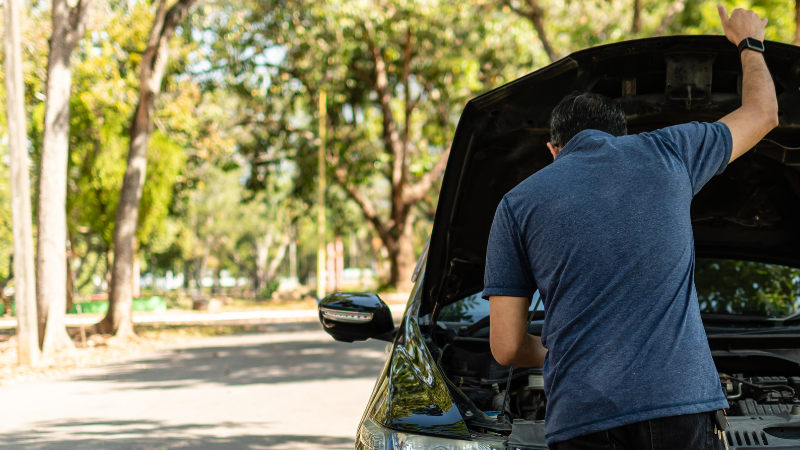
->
[738,37,765,55]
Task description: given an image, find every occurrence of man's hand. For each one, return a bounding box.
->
[489,296,547,367]
[716,4,778,162]
[718,4,767,44]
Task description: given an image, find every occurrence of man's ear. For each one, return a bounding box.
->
[547,142,561,159]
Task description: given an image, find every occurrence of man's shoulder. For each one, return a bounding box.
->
[502,168,557,213]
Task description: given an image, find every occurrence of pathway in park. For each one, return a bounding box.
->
[0,322,389,449]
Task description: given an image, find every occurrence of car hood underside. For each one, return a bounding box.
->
[422,35,800,317]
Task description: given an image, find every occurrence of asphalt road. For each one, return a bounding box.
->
[0,322,389,449]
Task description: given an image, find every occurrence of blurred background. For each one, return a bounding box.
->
[0,0,797,448]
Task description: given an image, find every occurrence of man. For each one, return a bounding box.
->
[482,5,777,450]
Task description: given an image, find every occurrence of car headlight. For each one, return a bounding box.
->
[358,418,505,450]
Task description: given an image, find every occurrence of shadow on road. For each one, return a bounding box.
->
[0,418,354,449]
[70,324,390,389]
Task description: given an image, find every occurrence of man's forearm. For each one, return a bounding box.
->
[717,6,779,162]
[741,51,778,119]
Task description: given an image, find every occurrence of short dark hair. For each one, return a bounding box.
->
[549,92,627,148]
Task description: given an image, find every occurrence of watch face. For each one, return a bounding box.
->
[747,38,765,51]
[746,38,764,52]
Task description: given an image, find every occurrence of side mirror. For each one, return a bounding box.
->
[318,292,396,342]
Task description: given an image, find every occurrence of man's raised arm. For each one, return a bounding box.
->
[717,4,779,163]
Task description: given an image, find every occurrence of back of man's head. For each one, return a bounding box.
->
[550,92,628,148]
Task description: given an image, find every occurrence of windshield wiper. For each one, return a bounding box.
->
[780,310,800,324]
[708,326,800,335]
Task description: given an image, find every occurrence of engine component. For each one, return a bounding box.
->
[507,419,547,449]
[527,369,545,391]
[734,398,796,415]
[516,368,547,421]
[491,382,511,416]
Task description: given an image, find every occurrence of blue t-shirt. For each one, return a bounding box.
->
[482,122,732,444]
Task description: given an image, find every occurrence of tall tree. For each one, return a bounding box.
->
[795,0,800,45]
[632,0,642,34]
[4,0,40,365]
[36,0,92,355]
[198,0,534,290]
[500,0,558,62]
[97,0,195,336]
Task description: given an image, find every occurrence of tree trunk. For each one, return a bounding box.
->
[289,238,297,279]
[182,258,191,291]
[255,230,275,293]
[1,256,14,317]
[795,0,800,46]
[66,237,75,314]
[195,235,212,298]
[384,212,417,293]
[36,0,89,355]
[98,0,195,336]
[500,0,557,62]
[266,234,291,282]
[631,0,641,34]
[212,263,220,295]
[5,0,40,366]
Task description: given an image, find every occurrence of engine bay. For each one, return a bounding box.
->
[426,319,800,449]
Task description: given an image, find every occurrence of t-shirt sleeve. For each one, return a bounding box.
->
[482,197,536,300]
[651,121,733,196]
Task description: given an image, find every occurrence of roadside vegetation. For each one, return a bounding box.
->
[1,0,798,365]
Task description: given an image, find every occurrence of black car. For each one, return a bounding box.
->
[318,35,800,450]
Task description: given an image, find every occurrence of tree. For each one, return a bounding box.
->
[98,0,195,336]
[795,0,799,45]
[36,0,92,355]
[632,0,642,34]
[696,259,800,317]
[499,0,558,62]
[4,0,40,365]
[197,0,534,290]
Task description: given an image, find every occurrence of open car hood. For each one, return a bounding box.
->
[422,35,800,318]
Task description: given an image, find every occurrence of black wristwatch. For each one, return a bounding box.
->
[738,37,765,55]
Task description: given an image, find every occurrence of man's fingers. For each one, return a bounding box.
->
[761,17,769,26]
[717,4,730,30]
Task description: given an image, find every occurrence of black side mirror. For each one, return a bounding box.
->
[318,292,396,342]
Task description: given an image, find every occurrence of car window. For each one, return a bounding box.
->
[696,258,800,318]
[438,290,543,323]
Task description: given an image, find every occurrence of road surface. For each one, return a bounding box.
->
[0,322,389,449]
[0,304,408,329]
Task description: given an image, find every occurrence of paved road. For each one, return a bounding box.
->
[0,322,389,449]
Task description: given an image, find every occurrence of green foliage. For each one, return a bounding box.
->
[3,0,799,293]
[64,3,197,253]
[0,86,13,282]
[696,259,800,317]
[258,281,280,300]
[139,131,187,249]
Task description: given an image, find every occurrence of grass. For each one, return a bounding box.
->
[150,292,319,312]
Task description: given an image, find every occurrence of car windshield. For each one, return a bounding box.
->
[696,258,800,318]
[439,258,800,323]
[438,290,544,323]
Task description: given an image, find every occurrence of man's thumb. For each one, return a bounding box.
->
[761,17,769,26]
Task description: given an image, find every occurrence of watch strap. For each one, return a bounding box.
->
[738,37,765,55]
